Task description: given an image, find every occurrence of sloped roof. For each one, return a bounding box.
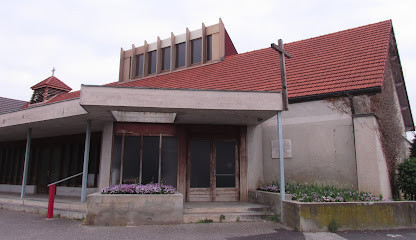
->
[0,97,27,115]
[109,20,392,98]
[31,76,72,92]
[25,20,393,105]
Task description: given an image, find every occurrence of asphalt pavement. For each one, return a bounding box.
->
[1,209,415,240]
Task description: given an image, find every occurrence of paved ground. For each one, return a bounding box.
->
[1,209,416,240]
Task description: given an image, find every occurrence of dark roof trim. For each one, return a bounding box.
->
[289,87,382,104]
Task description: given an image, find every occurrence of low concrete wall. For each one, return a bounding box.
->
[248,190,292,215]
[0,184,36,194]
[283,200,416,232]
[86,192,183,226]
[56,186,97,197]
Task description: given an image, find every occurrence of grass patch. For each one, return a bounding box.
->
[219,214,225,223]
[265,214,280,222]
[196,218,213,223]
[259,182,384,202]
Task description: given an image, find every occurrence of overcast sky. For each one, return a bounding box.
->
[0,0,415,135]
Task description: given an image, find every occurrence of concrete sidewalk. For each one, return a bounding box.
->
[1,209,416,240]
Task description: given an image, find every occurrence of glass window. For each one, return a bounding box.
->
[175,42,186,68]
[142,136,159,184]
[148,50,157,74]
[122,136,141,184]
[136,54,143,77]
[191,38,202,64]
[190,140,211,188]
[206,35,212,61]
[161,136,177,187]
[215,141,236,188]
[162,47,171,71]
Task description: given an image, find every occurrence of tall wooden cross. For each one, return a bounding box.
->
[271,39,291,111]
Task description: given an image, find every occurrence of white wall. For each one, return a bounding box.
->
[262,98,358,188]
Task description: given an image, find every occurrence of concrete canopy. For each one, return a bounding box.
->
[0,85,283,141]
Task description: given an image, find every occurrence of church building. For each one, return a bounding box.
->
[0,19,413,201]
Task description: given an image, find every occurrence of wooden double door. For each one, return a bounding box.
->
[187,138,239,201]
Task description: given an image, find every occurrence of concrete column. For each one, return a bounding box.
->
[20,128,32,199]
[246,125,263,190]
[98,122,114,190]
[353,114,392,199]
[81,120,91,203]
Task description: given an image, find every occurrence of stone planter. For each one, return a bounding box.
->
[86,192,183,226]
[248,190,292,215]
[283,200,416,232]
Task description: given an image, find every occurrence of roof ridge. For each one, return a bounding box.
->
[285,20,392,47]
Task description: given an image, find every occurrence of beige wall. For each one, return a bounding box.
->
[262,99,358,188]
[353,115,392,199]
[246,125,264,190]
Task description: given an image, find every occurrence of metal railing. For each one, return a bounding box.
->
[47,172,83,187]
[46,172,83,219]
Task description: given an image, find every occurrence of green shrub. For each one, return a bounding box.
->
[258,182,383,202]
[397,158,416,199]
[411,136,416,158]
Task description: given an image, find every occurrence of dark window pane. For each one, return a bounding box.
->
[216,141,235,188]
[176,43,185,68]
[190,140,210,188]
[148,50,157,74]
[136,54,143,76]
[111,136,122,185]
[206,35,212,61]
[49,146,61,183]
[38,147,50,187]
[122,136,141,184]
[162,47,171,71]
[142,136,159,184]
[161,136,177,187]
[191,38,202,64]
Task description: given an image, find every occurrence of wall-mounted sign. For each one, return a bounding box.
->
[271,139,292,159]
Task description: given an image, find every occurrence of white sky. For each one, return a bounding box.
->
[0,0,415,136]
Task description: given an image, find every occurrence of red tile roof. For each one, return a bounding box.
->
[24,20,393,107]
[31,76,72,92]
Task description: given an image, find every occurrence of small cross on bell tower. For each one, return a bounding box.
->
[51,67,56,76]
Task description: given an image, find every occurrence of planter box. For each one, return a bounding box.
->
[283,200,416,232]
[248,190,292,215]
[86,192,183,226]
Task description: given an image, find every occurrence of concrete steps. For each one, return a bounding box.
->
[183,202,273,223]
[0,194,86,220]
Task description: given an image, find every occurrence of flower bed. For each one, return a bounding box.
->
[258,182,383,202]
[101,183,174,194]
